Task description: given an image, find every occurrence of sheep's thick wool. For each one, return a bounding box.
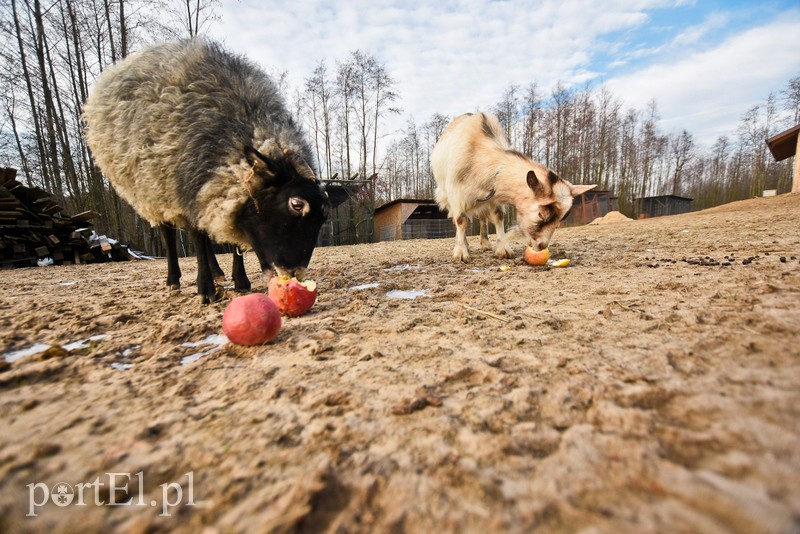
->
[83,39,315,247]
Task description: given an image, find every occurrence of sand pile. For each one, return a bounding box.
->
[589,210,632,225]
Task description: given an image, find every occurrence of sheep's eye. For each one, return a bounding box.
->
[289,197,308,215]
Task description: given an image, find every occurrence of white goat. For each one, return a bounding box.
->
[432,112,596,262]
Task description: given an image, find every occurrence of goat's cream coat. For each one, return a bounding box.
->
[432,112,595,260]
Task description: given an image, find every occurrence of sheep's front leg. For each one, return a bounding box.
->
[453,215,471,262]
[231,249,251,291]
[161,224,181,290]
[190,229,219,304]
[488,208,514,259]
[204,235,226,284]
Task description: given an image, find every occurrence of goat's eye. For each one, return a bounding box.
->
[289,197,309,215]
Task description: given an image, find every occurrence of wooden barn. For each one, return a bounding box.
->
[766,123,799,193]
[374,199,454,242]
[636,195,693,218]
[562,189,615,226]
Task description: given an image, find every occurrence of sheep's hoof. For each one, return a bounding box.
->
[198,290,221,305]
[233,280,251,292]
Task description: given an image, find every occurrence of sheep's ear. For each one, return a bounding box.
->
[325,184,351,209]
[244,146,271,172]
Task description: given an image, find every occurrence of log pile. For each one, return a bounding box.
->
[0,167,143,268]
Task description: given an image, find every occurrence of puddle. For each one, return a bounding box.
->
[4,334,110,363]
[384,264,419,272]
[110,345,140,371]
[4,343,51,363]
[180,334,228,365]
[348,282,381,291]
[386,289,429,300]
[64,334,109,351]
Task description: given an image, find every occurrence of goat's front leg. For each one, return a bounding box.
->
[453,215,471,262]
[488,208,514,259]
[479,217,491,251]
[190,229,219,304]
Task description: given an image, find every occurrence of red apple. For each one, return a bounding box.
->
[222,293,281,345]
[524,246,550,266]
[268,276,318,317]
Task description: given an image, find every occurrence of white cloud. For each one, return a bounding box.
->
[606,15,800,146]
[208,1,799,150]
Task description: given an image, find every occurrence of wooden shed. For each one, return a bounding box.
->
[636,195,693,218]
[562,189,614,226]
[374,199,453,241]
[766,124,799,193]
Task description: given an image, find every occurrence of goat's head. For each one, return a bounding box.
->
[517,168,596,251]
[235,145,349,279]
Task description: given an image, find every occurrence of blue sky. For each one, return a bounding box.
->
[209,0,800,149]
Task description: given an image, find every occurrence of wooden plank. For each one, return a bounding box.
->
[71,210,100,222]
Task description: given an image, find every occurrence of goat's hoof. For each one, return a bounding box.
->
[166,282,181,291]
[495,247,514,259]
[213,274,227,284]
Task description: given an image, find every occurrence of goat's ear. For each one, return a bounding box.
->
[570,183,597,197]
[547,170,559,186]
[526,170,543,194]
[325,185,351,209]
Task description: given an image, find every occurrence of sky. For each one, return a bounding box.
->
[209,0,800,150]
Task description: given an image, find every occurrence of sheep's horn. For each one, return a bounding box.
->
[283,148,316,181]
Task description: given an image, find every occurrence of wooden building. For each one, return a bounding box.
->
[766,124,799,193]
[562,189,615,226]
[374,199,453,241]
[636,195,693,218]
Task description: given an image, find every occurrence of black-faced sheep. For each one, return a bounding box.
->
[83,39,348,303]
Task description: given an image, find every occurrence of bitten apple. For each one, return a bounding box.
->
[268,276,318,317]
[222,293,281,345]
[524,246,550,266]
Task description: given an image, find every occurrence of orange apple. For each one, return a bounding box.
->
[524,246,550,266]
[268,276,318,317]
[222,293,281,345]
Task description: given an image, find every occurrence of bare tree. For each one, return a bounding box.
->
[669,129,694,195]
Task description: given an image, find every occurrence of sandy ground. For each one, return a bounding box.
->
[1,194,800,533]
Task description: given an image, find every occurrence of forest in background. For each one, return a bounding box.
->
[1,0,798,254]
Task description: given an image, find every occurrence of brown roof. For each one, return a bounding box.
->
[766,124,800,161]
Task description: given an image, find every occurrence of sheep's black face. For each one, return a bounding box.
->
[236,146,350,280]
[237,176,346,278]
[236,177,328,279]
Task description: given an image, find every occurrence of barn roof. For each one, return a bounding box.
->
[766,124,800,161]
[375,198,437,213]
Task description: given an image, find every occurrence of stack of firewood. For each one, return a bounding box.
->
[0,167,144,268]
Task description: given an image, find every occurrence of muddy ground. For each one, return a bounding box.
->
[1,194,799,533]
